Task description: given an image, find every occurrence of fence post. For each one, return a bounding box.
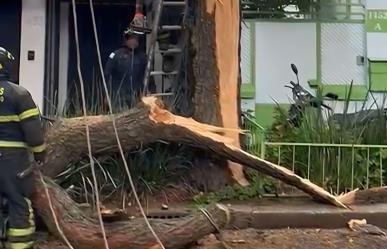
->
[261,140,266,159]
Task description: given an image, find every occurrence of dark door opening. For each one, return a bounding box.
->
[0,0,21,83]
[65,1,144,113]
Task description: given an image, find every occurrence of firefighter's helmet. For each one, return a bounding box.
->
[123,27,137,40]
[0,47,15,75]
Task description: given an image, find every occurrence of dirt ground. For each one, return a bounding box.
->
[191,229,387,249]
[37,228,387,249]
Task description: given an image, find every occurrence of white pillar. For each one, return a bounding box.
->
[19,0,46,110]
[58,2,70,114]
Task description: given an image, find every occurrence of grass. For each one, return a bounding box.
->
[192,170,275,206]
[57,142,195,205]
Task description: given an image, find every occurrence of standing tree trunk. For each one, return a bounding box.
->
[189,0,248,186]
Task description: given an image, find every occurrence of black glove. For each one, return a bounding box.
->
[34,151,46,164]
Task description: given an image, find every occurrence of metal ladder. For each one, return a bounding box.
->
[142,0,188,97]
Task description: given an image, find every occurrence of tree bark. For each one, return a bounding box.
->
[34,97,346,248]
[41,97,344,208]
[190,0,248,186]
[33,177,231,249]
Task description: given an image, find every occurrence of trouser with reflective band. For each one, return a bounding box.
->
[0,149,35,249]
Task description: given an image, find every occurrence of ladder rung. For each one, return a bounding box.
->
[161,25,183,31]
[157,48,183,54]
[163,1,186,7]
[149,92,175,97]
[150,71,179,76]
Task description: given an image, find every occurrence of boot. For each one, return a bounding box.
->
[158,31,170,51]
[162,54,175,73]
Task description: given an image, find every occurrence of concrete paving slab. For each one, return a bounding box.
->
[224,198,387,229]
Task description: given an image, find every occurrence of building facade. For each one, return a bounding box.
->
[1,0,387,124]
[0,0,139,114]
[241,0,387,127]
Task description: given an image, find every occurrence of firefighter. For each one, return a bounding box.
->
[0,47,45,249]
[104,29,149,105]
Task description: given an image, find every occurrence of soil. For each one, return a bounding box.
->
[36,228,387,249]
[192,228,387,249]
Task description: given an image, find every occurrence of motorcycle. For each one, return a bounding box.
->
[285,63,338,127]
[286,64,387,128]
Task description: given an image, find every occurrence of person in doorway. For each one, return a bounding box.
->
[104,28,153,106]
[0,47,46,249]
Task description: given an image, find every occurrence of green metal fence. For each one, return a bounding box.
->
[242,0,366,22]
[241,114,387,194]
[241,112,265,158]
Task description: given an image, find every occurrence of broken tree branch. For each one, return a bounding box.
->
[42,97,345,208]
[32,97,348,249]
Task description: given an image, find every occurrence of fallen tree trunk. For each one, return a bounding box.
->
[41,97,345,208]
[33,96,346,248]
[33,177,231,249]
[339,187,387,205]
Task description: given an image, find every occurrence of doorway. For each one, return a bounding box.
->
[0,0,21,83]
[55,0,142,115]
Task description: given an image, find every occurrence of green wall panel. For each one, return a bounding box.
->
[367,10,387,33]
[369,60,387,92]
[255,104,290,128]
[241,84,255,99]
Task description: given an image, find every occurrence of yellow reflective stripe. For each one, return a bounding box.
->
[19,108,40,121]
[0,141,27,148]
[25,198,35,227]
[30,144,45,153]
[0,108,40,123]
[0,141,45,151]
[0,115,20,122]
[8,241,34,249]
[8,227,35,237]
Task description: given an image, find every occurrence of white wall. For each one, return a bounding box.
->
[367,0,387,9]
[241,22,252,85]
[317,0,387,114]
[321,23,366,85]
[241,99,255,114]
[18,0,46,110]
[254,22,317,104]
[366,0,387,59]
[368,33,387,59]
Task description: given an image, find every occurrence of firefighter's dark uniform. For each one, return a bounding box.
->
[0,72,45,249]
[104,46,147,101]
[104,45,155,105]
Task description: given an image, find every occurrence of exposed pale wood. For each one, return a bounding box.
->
[191,0,248,186]
[339,187,387,205]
